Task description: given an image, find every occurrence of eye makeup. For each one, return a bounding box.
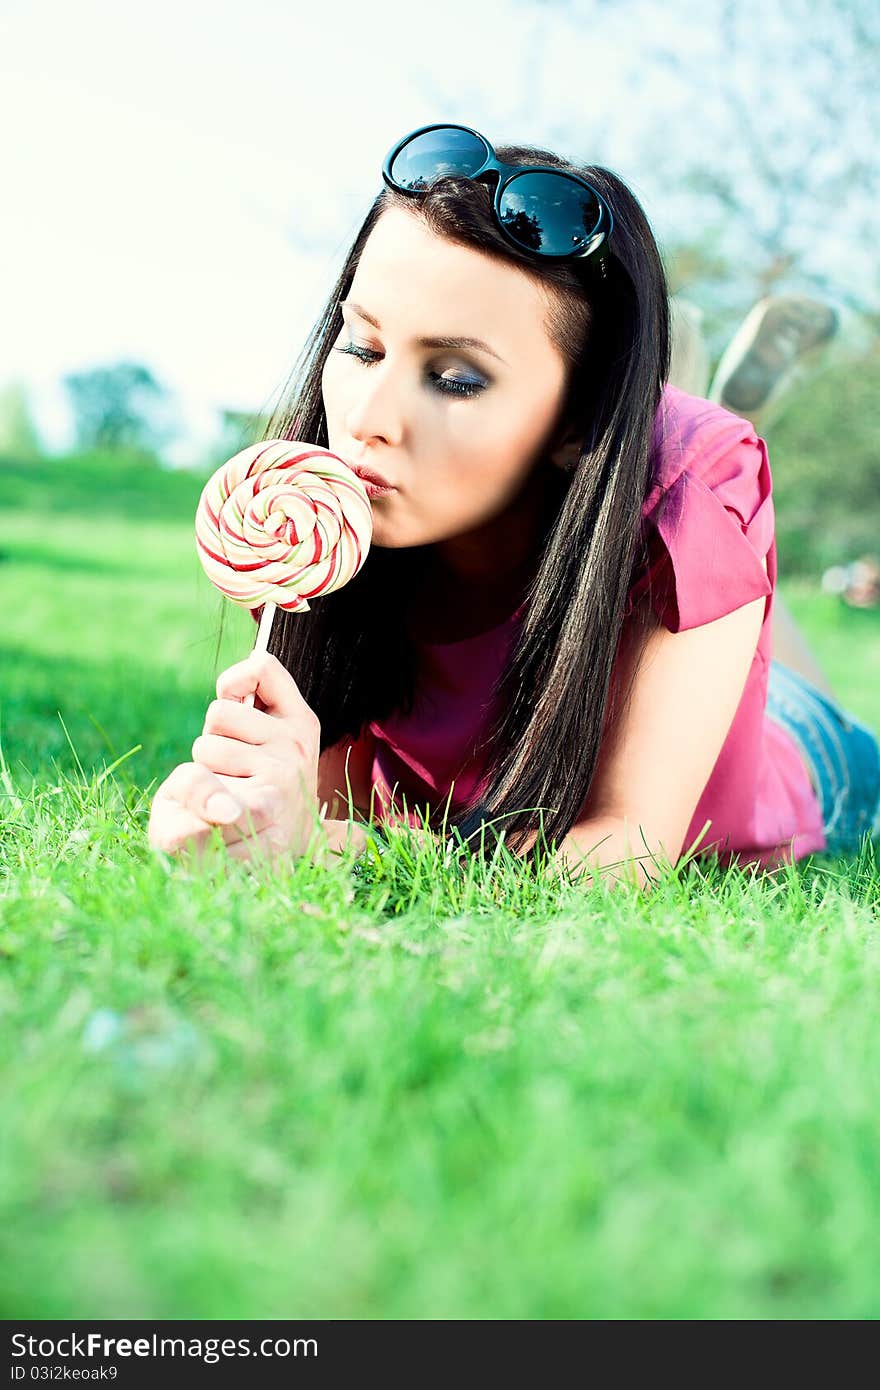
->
[332,340,487,398]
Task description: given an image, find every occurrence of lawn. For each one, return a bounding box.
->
[1,452,879,1319]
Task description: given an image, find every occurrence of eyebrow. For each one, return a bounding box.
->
[340,299,508,365]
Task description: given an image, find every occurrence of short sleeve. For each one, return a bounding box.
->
[627,433,774,632]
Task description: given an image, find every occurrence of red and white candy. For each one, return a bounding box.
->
[195,439,373,706]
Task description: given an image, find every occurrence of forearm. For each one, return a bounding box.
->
[311,810,669,889]
[552,814,673,891]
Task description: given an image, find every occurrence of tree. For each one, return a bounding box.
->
[0,381,43,460]
[643,0,879,328]
[418,0,878,350]
[62,360,182,456]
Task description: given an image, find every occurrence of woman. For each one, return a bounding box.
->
[148,124,880,887]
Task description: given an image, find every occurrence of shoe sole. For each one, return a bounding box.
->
[709,295,838,415]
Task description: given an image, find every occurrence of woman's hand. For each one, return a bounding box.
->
[147,651,323,866]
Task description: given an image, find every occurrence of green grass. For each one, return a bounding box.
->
[2,451,880,1319]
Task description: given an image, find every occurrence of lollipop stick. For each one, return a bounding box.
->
[243,601,277,709]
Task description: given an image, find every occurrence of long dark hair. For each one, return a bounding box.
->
[221,142,672,871]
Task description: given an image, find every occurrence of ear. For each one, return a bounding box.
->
[547,425,582,473]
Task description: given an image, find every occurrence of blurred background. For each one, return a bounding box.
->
[2,0,879,778]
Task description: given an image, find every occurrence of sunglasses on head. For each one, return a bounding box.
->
[382,122,615,276]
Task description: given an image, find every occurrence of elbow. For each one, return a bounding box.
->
[555,813,677,892]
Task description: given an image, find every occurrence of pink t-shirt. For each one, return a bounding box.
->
[363,383,828,871]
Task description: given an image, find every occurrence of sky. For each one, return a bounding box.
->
[2,0,871,466]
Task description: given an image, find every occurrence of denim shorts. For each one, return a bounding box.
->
[765,658,880,856]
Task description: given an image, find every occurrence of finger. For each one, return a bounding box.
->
[224,823,279,865]
[177,813,269,861]
[148,799,215,856]
[216,652,319,728]
[175,823,250,869]
[197,786,277,846]
[153,762,246,825]
[151,795,265,855]
[191,732,267,777]
[191,768,279,832]
[202,698,275,747]
[225,779,285,834]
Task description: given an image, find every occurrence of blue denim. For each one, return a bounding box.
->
[765,658,880,855]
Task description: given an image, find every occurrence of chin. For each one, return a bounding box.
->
[365,509,416,549]
[369,531,412,551]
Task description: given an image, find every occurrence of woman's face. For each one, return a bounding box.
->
[321,206,575,570]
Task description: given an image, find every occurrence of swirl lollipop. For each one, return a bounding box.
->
[195,439,373,707]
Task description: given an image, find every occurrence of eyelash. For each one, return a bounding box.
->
[332,343,486,398]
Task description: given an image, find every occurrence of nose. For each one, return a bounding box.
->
[344,361,405,449]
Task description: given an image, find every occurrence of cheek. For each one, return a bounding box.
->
[443,405,541,490]
[443,405,507,464]
[320,357,340,417]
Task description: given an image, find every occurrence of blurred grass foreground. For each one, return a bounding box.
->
[1,443,880,1319]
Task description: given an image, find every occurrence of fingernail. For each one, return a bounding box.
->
[205,793,242,823]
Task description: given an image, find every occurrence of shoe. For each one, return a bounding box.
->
[821,555,880,610]
[708,295,838,421]
[843,557,880,609]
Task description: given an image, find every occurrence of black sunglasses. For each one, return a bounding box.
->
[382,122,615,276]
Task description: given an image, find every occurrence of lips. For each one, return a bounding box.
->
[350,462,395,490]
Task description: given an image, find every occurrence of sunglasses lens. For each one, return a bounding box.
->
[499,172,605,255]
[389,127,488,189]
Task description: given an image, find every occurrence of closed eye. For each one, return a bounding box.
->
[332,343,487,399]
